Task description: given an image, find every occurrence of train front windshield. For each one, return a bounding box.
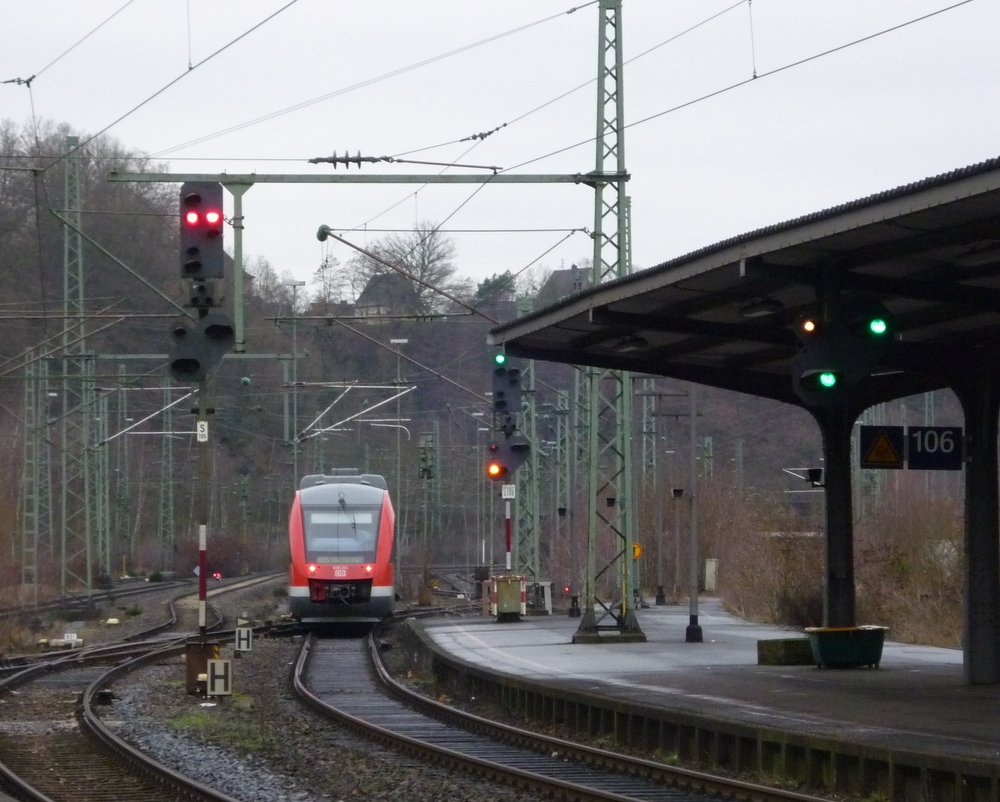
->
[302,504,380,564]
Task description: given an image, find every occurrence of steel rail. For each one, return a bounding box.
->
[294,634,642,802]
[367,630,833,802]
[0,576,283,801]
[295,633,825,802]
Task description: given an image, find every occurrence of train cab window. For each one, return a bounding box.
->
[303,506,379,564]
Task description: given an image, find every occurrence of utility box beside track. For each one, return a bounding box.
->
[490,575,526,622]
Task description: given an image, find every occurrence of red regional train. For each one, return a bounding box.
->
[288,473,395,624]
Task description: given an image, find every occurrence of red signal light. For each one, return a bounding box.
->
[179,181,225,281]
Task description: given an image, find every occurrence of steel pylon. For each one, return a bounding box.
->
[59,135,99,597]
[574,0,644,642]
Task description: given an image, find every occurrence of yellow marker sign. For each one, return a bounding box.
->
[860,426,904,469]
[632,542,643,559]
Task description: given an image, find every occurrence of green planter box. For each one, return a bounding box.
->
[804,626,887,669]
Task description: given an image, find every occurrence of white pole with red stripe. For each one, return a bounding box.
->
[504,499,512,571]
[198,523,208,631]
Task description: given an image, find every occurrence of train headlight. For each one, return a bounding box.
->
[364,564,373,573]
[308,564,317,573]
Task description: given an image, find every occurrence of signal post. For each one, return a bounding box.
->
[484,354,532,593]
[171,182,235,690]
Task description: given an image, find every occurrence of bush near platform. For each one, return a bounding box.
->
[713,476,963,647]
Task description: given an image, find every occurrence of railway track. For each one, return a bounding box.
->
[0,575,285,802]
[0,646,238,802]
[295,632,834,802]
[0,579,193,623]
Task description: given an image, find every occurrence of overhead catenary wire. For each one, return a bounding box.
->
[323,230,499,325]
[308,3,749,303]
[323,0,935,289]
[151,3,596,157]
[313,227,585,234]
[352,0,746,167]
[504,0,977,174]
[28,0,302,174]
[32,0,139,83]
[329,318,488,405]
[4,0,977,319]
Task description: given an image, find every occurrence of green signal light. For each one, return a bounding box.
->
[868,317,888,336]
[819,371,838,388]
[494,353,506,365]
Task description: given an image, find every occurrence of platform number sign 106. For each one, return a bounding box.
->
[908,426,963,470]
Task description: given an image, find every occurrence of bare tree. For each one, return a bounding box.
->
[245,256,304,317]
[345,221,460,313]
[312,255,350,311]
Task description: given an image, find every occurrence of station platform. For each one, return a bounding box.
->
[414,598,999,771]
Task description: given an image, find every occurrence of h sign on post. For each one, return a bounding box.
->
[235,627,253,653]
[206,659,232,696]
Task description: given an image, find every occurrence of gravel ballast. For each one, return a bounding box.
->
[101,593,540,802]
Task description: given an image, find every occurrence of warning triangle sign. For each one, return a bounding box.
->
[864,432,903,468]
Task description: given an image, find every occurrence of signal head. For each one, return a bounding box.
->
[486,441,508,480]
[178,181,225,282]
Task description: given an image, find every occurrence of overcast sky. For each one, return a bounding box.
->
[4,0,999,295]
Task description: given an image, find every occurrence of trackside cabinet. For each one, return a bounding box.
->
[492,575,526,622]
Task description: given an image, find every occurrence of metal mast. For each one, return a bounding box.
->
[113,366,131,572]
[574,0,643,642]
[158,382,175,570]
[21,351,53,605]
[60,135,97,597]
[515,361,541,590]
[93,392,111,580]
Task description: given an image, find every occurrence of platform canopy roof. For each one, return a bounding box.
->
[489,157,1000,410]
